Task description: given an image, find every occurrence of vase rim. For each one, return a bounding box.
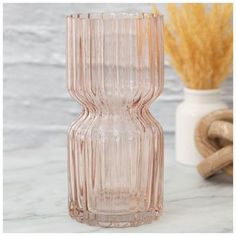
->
[67,12,163,20]
[184,87,220,94]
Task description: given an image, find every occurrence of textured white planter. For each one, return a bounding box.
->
[175,88,227,166]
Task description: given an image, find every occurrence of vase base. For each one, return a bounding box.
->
[69,208,162,228]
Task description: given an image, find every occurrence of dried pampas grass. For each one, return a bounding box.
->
[153,4,233,89]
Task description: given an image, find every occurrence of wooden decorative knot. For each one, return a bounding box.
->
[194,109,233,178]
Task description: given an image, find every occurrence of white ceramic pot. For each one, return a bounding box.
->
[175,88,227,166]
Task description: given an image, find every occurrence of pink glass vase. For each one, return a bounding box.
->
[66,12,164,228]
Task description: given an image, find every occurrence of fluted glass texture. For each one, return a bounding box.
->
[67,12,164,227]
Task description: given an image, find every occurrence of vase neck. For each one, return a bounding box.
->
[184,88,221,104]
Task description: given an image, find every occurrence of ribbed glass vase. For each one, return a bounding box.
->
[66,12,164,228]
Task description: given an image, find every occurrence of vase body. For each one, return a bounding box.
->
[176,88,227,166]
[66,13,164,227]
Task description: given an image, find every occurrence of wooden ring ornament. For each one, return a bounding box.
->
[194,109,233,178]
[208,121,233,142]
[197,145,233,178]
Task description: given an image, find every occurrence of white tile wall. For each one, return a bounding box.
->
[3,3,233,151]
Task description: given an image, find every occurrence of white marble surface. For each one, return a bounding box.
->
[3,142,233,233]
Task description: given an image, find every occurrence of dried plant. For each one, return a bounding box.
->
[153,4,233,89]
